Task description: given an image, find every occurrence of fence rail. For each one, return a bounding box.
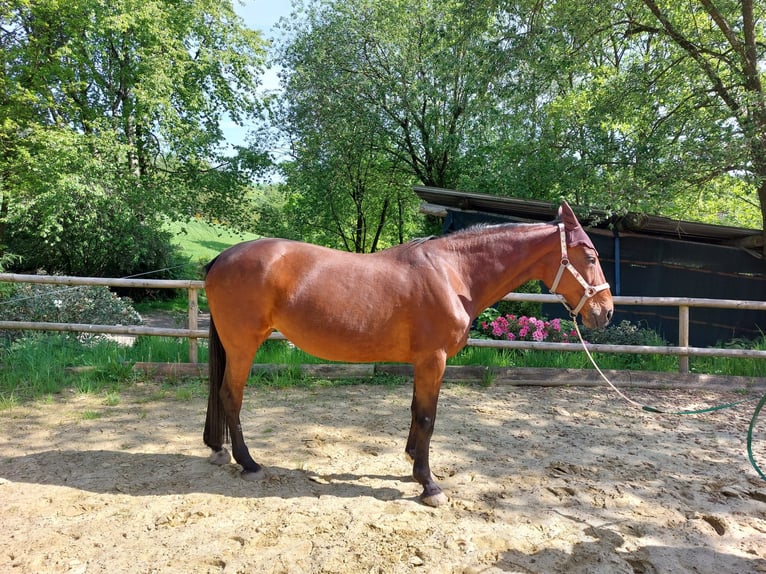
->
[1,273,765,372]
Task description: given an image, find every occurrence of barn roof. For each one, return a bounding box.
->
[414,186,763,249]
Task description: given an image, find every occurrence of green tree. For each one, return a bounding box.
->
[633,0,765,245]
[0,0,270,275]
[270,0,507,250]
[472,1,762,232]
[267,0,763,246]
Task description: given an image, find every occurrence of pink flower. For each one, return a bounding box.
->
[532,329,545,342]
[518,326,529,338]
[506,333,515,341]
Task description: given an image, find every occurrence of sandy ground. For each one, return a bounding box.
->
[1,380,766,574]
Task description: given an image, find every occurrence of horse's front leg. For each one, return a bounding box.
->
[407,354,448,507]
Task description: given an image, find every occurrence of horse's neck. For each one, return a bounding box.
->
[454,223,559,316]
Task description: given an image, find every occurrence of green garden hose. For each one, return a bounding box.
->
[572,319,766,481]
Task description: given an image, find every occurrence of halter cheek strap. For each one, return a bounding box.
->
[549,223,610,317]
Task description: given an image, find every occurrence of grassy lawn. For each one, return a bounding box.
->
[133,219,259,314]
[166,218,258,264]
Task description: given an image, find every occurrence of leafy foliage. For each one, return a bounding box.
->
[0,0,270,275]
[3,0,765,272]
[269,0,763,240]
[0,282,142,327]
[270,0,508,250]
[582,319,668,347]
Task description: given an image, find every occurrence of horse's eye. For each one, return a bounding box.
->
[586,256,597,264]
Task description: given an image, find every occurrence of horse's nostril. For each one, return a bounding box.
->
[606,308,614,322]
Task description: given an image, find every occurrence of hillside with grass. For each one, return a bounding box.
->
[166,219,259,264]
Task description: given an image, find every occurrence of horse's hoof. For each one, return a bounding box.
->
[241,468,266,481]
[209,448,231,466]
[421,491,448,507]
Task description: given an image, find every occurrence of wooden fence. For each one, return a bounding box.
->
[1,273,765,373]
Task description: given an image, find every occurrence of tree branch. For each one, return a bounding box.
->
[640,0,741,114]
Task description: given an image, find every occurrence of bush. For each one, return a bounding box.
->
[475,311,667,348]
[0,282,142,328]
[476,309,577,343]
[493,281,543,319]
[6,181,191,289]
[582,319,667,346]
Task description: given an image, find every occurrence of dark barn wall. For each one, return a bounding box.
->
[442,209,766,347]
[592,232,766,346]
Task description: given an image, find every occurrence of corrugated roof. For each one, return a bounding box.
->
[414,185,763,248]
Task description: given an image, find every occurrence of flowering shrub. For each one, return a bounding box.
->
[477,311,577,343]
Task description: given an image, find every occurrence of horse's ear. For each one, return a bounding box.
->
[558,201,580,231]
[558,200,597,251]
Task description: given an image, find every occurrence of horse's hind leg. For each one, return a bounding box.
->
[219,353,265,480]
[205,314,269,480]
[407,353,448,507]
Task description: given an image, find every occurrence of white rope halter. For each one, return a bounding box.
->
[549,223,610,317]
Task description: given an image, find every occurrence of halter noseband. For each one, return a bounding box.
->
[549,223,610,317]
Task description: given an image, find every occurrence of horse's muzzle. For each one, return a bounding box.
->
[583,306,613,330]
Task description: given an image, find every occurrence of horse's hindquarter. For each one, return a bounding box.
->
[206,239,471,364]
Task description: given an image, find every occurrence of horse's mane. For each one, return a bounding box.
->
[395,220,554,251]
[407,235,438,246]
[445,221,542,239]
[462,219,549,232]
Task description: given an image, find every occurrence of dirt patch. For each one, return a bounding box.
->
[1,382,765,573]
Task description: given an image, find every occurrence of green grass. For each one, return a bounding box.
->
[689,337,766,378]
[131,218,258,315]
[6,326,766,408]
[1,334,136,393]
[1,330,764,407]
[445,346,682,371]
[134,297,195,315]
[130,335,209,363]
[166,218,258,264]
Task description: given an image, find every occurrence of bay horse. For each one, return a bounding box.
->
[203,202,613,506]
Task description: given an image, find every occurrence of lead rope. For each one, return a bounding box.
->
[570,318,766,481]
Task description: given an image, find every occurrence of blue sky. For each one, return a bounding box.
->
[222,1,293,150]
[233,0,292,38]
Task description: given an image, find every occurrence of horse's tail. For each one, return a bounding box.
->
[204,256,228,448]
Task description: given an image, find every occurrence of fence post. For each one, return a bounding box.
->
[188,287,199,363]
[678,305,690,373]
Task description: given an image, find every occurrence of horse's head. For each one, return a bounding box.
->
[548,202,614,329]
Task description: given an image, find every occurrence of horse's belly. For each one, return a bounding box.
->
[277,321,411,363]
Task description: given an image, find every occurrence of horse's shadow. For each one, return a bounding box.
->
[1,449,408,501]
